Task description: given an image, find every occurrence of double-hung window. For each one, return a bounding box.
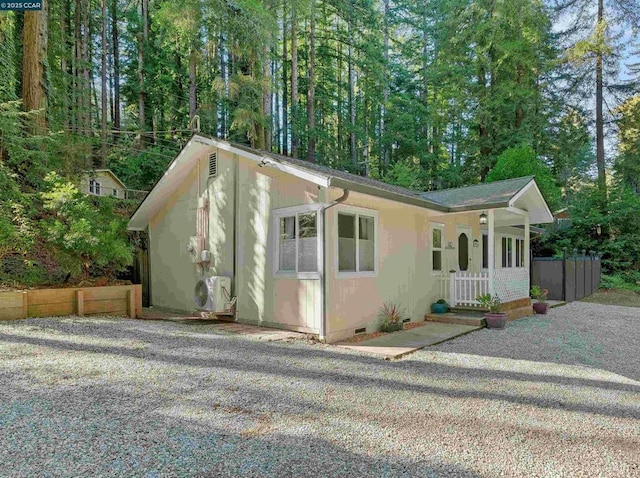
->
[501,235,526,268]
[274,205,321,277]
[431,224,444,273]
[89,179,101,195]
[337,207,377,276]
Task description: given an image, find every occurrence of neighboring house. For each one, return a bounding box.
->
[128,134,554,343]
[80,169,148,200]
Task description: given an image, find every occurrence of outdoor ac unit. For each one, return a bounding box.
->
[194,276,231,312]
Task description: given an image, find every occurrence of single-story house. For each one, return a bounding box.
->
[80,169,148,200]
[128,134,554,343]
[80,169,128,198]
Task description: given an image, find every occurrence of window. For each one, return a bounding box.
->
[337,207,377,275]
[111,189,118,197]
[482,233,488,269]
[501,237,513,268]
[89,179,101,195]
[275,207,319,276]
[515,238,525,267]
[431,224,444,272]
[501,235,526,268]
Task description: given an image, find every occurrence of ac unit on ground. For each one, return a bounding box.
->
[194,276,231,312]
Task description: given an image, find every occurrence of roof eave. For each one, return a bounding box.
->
[328,177,449,212]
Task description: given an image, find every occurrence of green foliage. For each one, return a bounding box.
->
[599,273,640,291]
[487,145,561,211]
[538,181,640,275]
[476,294,502,313]
[378,302,406,332]
[40,172,132,277]
[382,158,425,191]
[530,286,548,303]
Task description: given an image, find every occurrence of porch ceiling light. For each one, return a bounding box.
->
[479,212,488,225]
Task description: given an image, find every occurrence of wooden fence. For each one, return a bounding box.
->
[531,250,601,302]
[0,285,142,321]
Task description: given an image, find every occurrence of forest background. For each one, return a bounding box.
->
[1,0,639,290]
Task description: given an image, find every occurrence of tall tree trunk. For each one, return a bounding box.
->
[22,6,48,133]
[81,0,90,137]
[595,0,607,200]
[348,18,356,167]
[307,2,315,162]
[61,0,71,131]
[219,32,227,137]
[101,0,108,166]
[263,43,272,151]
[112,0,121,133]
[381,0,390,169]
[290,5,298,157]
[282,1,288,155]
[138,0,148,147]
[189,46,198,120]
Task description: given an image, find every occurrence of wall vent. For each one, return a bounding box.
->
[355,327,367,335]
[403,318,410,323]
[208,152,217,178]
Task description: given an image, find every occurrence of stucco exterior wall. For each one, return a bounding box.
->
[234,155,321,333]
[147,148,322,333]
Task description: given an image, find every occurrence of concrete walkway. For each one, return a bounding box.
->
[337,322,481,359]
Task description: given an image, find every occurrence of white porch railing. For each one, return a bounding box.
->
[442,269,530,307]
[448,272,490,307]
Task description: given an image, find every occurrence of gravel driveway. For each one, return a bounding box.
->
[0,302,638,477]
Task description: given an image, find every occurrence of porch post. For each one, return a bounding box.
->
[524,214,530,270]
[488,209,495,297]
[525,214,530,296]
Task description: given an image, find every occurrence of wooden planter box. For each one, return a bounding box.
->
[0,285,142,321]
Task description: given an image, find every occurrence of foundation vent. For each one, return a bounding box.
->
[355,327,367,335]
[403,318,410,323]
[208,152,218,178]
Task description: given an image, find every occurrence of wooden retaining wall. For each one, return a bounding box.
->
[0,285,142,320]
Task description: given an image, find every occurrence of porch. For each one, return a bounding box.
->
[432,206,533,308]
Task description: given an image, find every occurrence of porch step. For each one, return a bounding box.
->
[450,306,488,314]
[424,312,486,327]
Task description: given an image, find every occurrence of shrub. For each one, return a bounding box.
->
[378,302,406,332]
[476,294,502,313]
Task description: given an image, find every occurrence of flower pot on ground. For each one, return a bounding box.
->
[378,302,406,333]
[431,299,449,314]
[476,294,508,329]
[530,286,549,315]
[532,302,549,314]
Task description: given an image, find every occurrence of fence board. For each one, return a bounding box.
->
[531,260,563,300]
[575,260,585,299]
[584,261,593,297]
[565,260,576,302]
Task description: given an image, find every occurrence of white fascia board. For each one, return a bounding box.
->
[508,179,554,224]
[193,135,330,188]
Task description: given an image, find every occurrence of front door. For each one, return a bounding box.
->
[457,226,471,271]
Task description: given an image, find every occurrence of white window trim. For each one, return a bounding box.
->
[430,222,445,275]
[335,204,378,279]
[89,179,101,196]
[272,204,322,280]
[499,233,526,269]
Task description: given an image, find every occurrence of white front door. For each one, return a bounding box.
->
[456,225,472,272]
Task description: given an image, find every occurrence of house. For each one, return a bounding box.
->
[127,134,554,343]
[80,169,148,200]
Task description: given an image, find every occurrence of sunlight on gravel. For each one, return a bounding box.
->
[0,308,638,477]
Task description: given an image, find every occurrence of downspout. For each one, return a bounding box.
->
[320,188,349,342]
[233,154,239,319]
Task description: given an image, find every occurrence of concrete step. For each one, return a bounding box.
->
[450,306,488,313]
[424,312,486,327]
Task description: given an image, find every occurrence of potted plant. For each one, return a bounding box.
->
[530,286,549,314]
[378,302,406,333]
[431,299,449,314]
[476,294,508,329]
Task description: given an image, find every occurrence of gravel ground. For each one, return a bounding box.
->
[0,303,638,477]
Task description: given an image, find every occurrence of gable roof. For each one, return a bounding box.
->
[420,176,535,211]
[128,134,553,230]
[84,169,127,189]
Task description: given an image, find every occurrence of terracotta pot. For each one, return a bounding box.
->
[533,302,549,314]
[485,312,508,329]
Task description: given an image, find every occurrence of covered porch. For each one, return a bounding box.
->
[420,177,553,309]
